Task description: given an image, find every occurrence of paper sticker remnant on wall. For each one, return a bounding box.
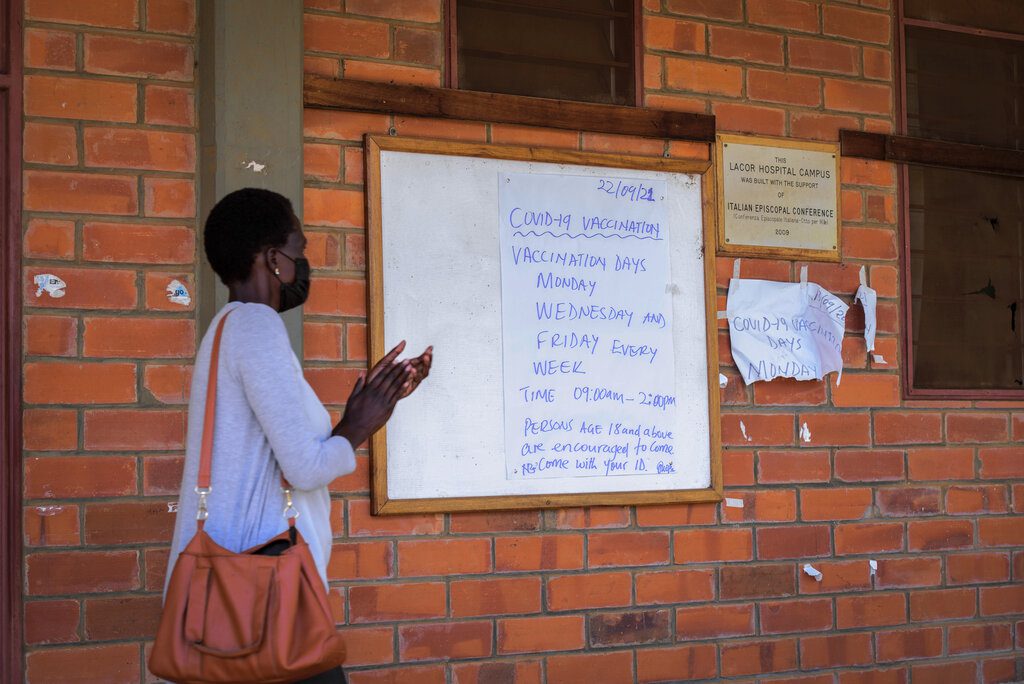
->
[803,563,823,582]
[166,280,191,306]
[34,274,66,298]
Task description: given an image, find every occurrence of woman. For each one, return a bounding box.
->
[165,188,431,683]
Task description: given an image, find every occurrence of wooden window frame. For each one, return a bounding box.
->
[443,0,645,108]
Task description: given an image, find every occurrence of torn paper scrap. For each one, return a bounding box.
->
[872,354,887,365]
[726,277,848,385]
[724,497,744,508]
[869,559,878,577]
[33,274,66,298]
[803,563,823,582]
[243,160,267,173]
[167,502,179,513]
[719,373,728,389]
[854,284,877,352]
[739,420,752,442]
[166,279,191,306]
[800,422,812,443]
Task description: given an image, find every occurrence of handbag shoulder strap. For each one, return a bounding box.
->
[194,308,296,528]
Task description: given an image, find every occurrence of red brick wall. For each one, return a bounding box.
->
[19,0,1024,682]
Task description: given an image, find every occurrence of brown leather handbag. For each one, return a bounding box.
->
[149,311,346,683]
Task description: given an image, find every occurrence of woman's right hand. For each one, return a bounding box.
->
[332,341,415,448]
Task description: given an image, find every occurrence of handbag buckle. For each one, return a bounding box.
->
[281,487,300,520]
[195,486,212,521]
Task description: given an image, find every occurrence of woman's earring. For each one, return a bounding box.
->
[274,267,280,275]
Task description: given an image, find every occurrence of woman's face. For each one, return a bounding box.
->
[273,217,308,284]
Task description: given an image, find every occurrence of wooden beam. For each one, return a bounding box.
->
[840,129,1024,177]
[304,74,716,142]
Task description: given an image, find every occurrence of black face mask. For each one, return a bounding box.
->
[274,252,310,313]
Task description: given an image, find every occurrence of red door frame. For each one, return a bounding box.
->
[1,0,23,680]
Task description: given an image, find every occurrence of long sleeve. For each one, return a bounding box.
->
[225,304,356,490]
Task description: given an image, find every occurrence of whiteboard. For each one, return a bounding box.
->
[366,136,721,513]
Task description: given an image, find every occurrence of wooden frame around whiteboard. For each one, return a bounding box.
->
[715,133,842,262]
[365,135,722,514]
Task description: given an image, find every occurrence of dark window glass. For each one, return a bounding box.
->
[903,0,1024,37]
[454,0,636,106]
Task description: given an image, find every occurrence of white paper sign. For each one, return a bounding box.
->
[498,172,681,480]
[727,277,848,385]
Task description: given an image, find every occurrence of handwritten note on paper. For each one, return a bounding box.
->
[499,172,681,480]
[727,277,848,385]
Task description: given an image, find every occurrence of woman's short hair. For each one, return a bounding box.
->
[204,188,296,285]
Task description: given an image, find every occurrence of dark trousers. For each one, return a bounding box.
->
[294,666,346,683]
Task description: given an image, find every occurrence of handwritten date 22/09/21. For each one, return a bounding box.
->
[597,178,656,203]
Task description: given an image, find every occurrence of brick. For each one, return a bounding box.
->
[792,112,861,141]
[947,552,1011,585]
[835,449,904,482]
[27,0,138,27]
[747,0,819,32]
[720,563,795,599]
[83,318,194,359]
[948,485,1008,515]
[722,413,794,446]
[327,541,392,580]
[394,26,442,66]
[147,0,195,34]
[589,610,671,646]
[345,0,440,23]
[84,409,185,450]
[831,373,900,407]
[758,450,830,483]
[26,644,139,684]
[25,362,136,404]
[825,79,892,115]
[842,158,896,187]
[304,277,366,316]
[720,639,799,677]
[823,5,890,44]
[398,538,491,576]
[713,101,787,136]
[947,413,1008,443]
[450,660,542,684]
[348,498,442,537]
[84,128,195,172]
[143,364,192,404]
[761,598,833,634]
[788,36,858,75]
[142,454,184,494]
[907,447,974,480]
[304,109,390,142]
[398,621,492,662]
[799,559,872,594]
[980,585,1024,616]
[25,170,138,215]
[84,501,175,545]
[801,632,874,668]
[801,487,872,521]
[757,525,831,560]
[836,593,906,629]
[24,504,80,546]
[145,85,194,126]
[547,572,632,611]
[908,519,974,551]
[645,16,705,54]
[637,502,716,528]
[582,132,664,157]
[84,35,192,80]
[636,644,718,683]
[979,518,1024,547]
[979,447,1024,478]
[800,411,871,446]
[665,58,743,96]
[495,534,583,572]
[546,651,633,684]
[497,615,584,654]
[83,222,194,264]
[304,322,344,361]
[340,626,394,667]
[666,0,742,20]
[838,669,907,684]
[676,603,754,639]
[874,412,942,445]
[635,569,715,604]
[349,582,446,623]
[721,489,797,523]
[982,657,1017,684]
[344,60,441,87]
[551,507,631,529]
[23,409,77,452]
[24,122,78,166]
[26,267,139,311]
[876,627,942,661]
[753,377,827,406]
[722,450,755,486]
[344,664,444,684]
[949,623,1013,654]
[304,143,342,182]
[24,218,76,261]
[144,178,196,218]
[449,511,541,534]
[835,522,904,555]
[344,233,366,270]
[876,487,941,516]
[24,456,135,499]
[26,75,137,124]
[588,531,670,567]
[747,69,820,107]
[26,550,139,595]
[914,576,979,618]
[912,661,977,684]
[675,528,752,563]
[25,315,77,358]
[305,14,389,58]
[709,26,783,64]
[450,577,541,617]
[24,599,80,645]
[305,187,364,228]
[876,557,942,588]
[25,27,76,70]
[84,595,162,641]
